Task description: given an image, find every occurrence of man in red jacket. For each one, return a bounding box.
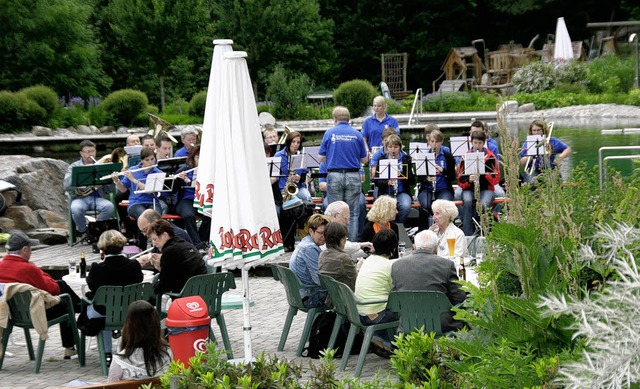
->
[0,232,79,359]
[457,131,500,236]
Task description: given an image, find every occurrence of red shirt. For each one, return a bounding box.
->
[0,254,60,295]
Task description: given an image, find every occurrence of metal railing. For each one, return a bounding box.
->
[599,146,640,191]
[407,88,423,126]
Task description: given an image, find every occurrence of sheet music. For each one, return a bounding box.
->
[290,154,305,170]
[135,172,167,194]
[464,152,485,175]
[413,152,438,176]
[124,145,143,156]
[266,157,284,177]
[378,159,400,179]
[408,142,429,157]
[524,135,545,156]
[301,146,321,168]
[450,136,471,157]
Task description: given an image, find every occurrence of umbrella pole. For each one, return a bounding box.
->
[241,266,253,362]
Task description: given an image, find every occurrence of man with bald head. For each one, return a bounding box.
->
[323,201,372,257]
[126,134,141,146]
[136,209,192,267]
[318,106,369,242]
[391,230,466,332]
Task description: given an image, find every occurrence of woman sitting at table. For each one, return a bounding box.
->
[114,147,167,220]
[86,230,143,367]
[108,300,172,382]
[354,228,399,356]
[429,199,466,258]
[361,196,400,259]
[319,222,363,292]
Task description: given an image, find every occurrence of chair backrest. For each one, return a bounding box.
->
[271,265,305,310]
[92,283,154,330]
[178,272,236,318]
[6,291,36,327]
[387,291,453,336]
[318,273,347,315]
[318,274,360,325]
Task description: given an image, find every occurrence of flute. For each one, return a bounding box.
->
[168,167,197,179]
[99,164,158,180]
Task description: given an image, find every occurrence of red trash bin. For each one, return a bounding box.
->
[166,296,211,366]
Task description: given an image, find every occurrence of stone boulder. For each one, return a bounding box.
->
[0,156,69,232]
[519,103,535,113]
[76,125,93,135]
[32,126,53,136]
[29,228,69,245]
[99,126,116,134]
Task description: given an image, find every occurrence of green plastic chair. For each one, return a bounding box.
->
[79,282,155,376]
[318,274,399,377]
[387,291,454,336]
[162,272,236,359]
[271,264,328,357]
[0,292,84,373]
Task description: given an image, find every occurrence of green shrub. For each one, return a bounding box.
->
[101,89,148,127]
[50,106,88,128]
[266,64,314,120]
[19,85,59,117]
[587,55,635,93]
[86,106,107,127]
[0,91,47,133]
[391,329,447,386]
[188,90,207,117]
[385,98,405,115]
[164,99,189,115]
[626,88,640,106]
[333,79,377,117]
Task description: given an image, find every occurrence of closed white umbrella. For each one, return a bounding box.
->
[194,39,234,216]
[197,48,283,362]
[554,17,574,61]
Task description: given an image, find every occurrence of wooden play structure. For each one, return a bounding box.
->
[381,53,411,99]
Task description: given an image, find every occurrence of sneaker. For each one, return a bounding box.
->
[105,352,113,367]
[64,347,77,359]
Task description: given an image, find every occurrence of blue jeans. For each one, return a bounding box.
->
[418,188,454,231]
[359,309,399,343]
[326,172,362,242]
[70,196,115,233]
[395,193,412,224]
[461,189,495,236]
[302,289,328,308]
[87,305,112,353]
[176,198,201,245]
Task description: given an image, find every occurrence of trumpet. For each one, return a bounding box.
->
[100,164,158,180]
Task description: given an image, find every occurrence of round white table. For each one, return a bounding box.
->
[62,270,156,297]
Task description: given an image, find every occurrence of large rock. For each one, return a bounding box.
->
[0,156,69,231]
[32,126,53,136]
[29,228,68,245]
[3,205,40,230]
[76,125,92,135]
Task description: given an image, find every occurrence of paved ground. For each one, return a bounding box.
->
[0,263,395,389]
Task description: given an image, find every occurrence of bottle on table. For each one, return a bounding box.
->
[80,251,87,278]
[458,256,466,281]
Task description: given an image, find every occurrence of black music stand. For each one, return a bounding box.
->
[69,162,122,245]
[157,157,187,175]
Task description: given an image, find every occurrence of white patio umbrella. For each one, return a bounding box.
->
[198,49,283,362]
[194,39,233,216]
[554,17,574,61]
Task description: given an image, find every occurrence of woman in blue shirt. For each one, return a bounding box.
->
[519,120,571,183]
[273,131,311,202]
[114,147,167,220]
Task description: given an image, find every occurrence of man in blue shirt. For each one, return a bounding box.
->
[174,127,198,157]
[288,214,330,308]
[319,106,369,242]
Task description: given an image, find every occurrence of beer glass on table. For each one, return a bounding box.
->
[447,237,456,258]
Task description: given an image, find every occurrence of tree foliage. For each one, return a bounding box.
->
[0,0,110,98]
[211,0,337,97]
[102,0,213,110]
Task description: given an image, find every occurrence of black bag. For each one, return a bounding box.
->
[87,218,119,243]
[76,306,106,336]
[304,311,363,359]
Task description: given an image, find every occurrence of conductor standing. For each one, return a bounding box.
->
[318,106,369,242]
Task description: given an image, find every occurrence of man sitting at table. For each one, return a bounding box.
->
[0,231,81,359]
[136,209,192,268]
[391,230,466,333]
[146,219,206,295]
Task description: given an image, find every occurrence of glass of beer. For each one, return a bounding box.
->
[447,237,456,257]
